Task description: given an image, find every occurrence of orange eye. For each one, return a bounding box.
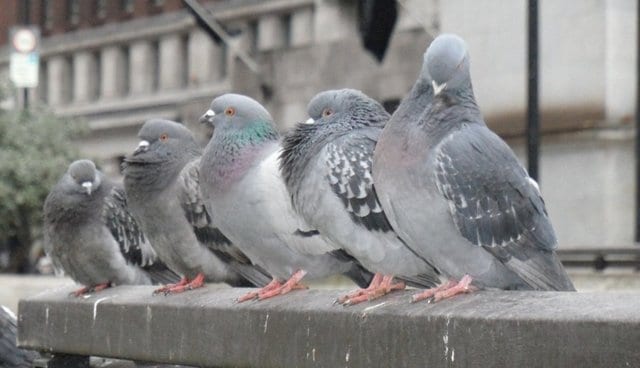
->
[159,133,169,142]
[322,108,333,118]
[225,107,236,116]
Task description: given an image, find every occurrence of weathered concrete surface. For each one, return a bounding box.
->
[18,286,640,368]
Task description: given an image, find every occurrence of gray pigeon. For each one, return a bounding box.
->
[199,94,372,302]
[43,160,177,297]
[373,33,575,302]
[123,119,272,294]
[280,88,440,305]
[0,305,38,368]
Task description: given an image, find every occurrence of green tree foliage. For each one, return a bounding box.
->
[0,96,87,273]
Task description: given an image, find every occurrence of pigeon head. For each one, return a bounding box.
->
[305,89,389,127]
[425,34,470,96]
[199,94,279,144]
[68,159,101,196]
[130,119,198,161]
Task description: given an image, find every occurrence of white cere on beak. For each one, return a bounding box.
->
[81,181,93,195]
[304,118,315,125]
[432,80,447,96]
[137,140,149,150]
[204,109,215,118]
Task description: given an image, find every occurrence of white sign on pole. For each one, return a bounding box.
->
[9,26,40,88]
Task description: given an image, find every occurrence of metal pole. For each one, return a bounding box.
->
[635,0,640,242]
[22,0,30,111]
[526,0,539,181]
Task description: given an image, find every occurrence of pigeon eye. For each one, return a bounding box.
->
[225,107,236,117]
[159,133,169,142]
[322,108,333,117]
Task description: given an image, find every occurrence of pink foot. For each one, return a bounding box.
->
[160,273,206,295]
[257,270,309,300]
[153,277,189,295]
[411,275,477,303]
[336,273,384,304]
[237,278,282,303]
[70,282,112,297]
[340,275,405,306]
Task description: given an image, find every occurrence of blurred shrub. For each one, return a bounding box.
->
[0,89,87,273]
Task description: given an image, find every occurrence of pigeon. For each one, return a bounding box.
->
[43,160,178,297]
[280,88,440,305]
[122,119,272,294]
[0,305,38,368]
[199,94,372,302]
[373,33,575,303]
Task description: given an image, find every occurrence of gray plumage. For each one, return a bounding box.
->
[0,306,38,368]
[373,33,575,291]
[43,160,177,290]
[122,119,270,287]
[199,94,371,286]
[280,89,440,288]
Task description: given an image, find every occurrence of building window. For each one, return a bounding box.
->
[281,13,292,48]
[152,0,165,7]
[68,0,80,26]
[121,0,134,14]
[41,0,53,30]
[96,0,107,19]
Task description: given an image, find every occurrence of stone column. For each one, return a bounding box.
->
[159,34,184,90]
[129,40,155,95]
[605,0,637,123]
[47,55,71,106]
[100,46,127,99]
[257,14,284,51]
[72,51,98,103]
[290,8,313,47]
[187,29,224,86]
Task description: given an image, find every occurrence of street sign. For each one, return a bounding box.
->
[9,26,40,88]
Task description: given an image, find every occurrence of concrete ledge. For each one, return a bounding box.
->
[18,286,640,368]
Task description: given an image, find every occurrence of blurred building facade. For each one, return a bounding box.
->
[0,0,638,248]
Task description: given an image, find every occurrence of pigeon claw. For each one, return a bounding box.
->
[69,282,112,297]
[411,275,476,303]
[338,274,404,306]
[152,277,189,296]
[256,269,308,301]
[236,278,282,303]
[159,273,206,295]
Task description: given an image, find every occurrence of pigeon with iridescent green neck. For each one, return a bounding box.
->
[199,94,372,302]
[373,33,575,303]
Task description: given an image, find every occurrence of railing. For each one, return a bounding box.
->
[18,285,640,367]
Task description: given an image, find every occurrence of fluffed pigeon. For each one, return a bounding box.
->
[0,305,38,368]
[373,34,575,302]
[123,119,271,294]
[43,160,178,297]
[280,88,440,305]
[199,94,372,302]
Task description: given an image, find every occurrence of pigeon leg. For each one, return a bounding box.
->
[236,278,282,303]
[411,280,457,303]
[336,273,384,304]
[153,277,189,295]
[70,282,112,297]
[161,273,207,295]
[70,286,92,297]
[430,274,477,302]
[92,282,112,292]
[341,274,405,306]
[257,269,309,300]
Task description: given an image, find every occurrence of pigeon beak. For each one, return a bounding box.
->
[133,140,149,155]
[304,118,315,125]
[432,81,447,96]
[199,109,215,125]
[81,181,93,195]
